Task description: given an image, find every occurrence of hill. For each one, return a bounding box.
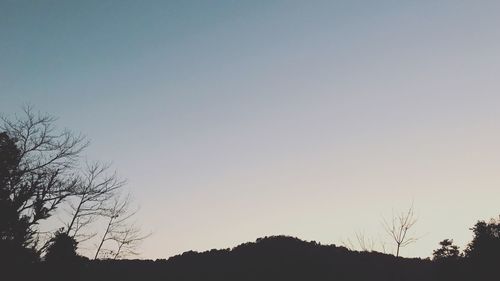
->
[82,236,434,281]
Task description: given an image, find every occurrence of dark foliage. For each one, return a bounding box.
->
[433,239,460,261]
[432,239,461,281]
[464,218,500,259]
[41,231,87,281]
[0,132,39,280]
[461,218,500,280]
[44,231,79,263]
[0,132,29,247]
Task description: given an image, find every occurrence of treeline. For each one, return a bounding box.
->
[8,216,499,281]
[83,219,499,281]
[431,217,500,280]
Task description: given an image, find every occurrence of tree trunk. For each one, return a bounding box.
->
[66,199,83,236]
[94,217,113,259]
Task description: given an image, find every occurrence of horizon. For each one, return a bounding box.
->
[2,0,500,259]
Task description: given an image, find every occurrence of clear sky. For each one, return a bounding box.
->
[2,0,500,259]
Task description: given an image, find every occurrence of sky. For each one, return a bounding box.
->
[1,0,500,259]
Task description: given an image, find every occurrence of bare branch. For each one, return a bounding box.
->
[65,161,125,239]
[93,194,149,259]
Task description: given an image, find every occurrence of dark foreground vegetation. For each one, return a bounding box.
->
[3,216,500,281]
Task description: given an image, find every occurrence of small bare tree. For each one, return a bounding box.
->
[355,231,376,252]
[342,231,377,252]
[94,194,149,259]
[65,162,125,241]
[382,204,418,257]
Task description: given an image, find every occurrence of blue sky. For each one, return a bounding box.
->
[2,0,500,258]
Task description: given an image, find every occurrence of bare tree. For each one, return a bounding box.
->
[2,106,147,259]
[0,106,88,249]
[93,194,149,259]
[382,204,418,257]
[65,162,125,240]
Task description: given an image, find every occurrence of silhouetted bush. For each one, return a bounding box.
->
[44,231,79,263]
[432,239,462,281]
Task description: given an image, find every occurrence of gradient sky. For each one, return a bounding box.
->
[2,0,500,259]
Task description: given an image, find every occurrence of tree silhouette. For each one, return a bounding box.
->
[433,239,460,261]
[0,132,39,266]
[464,217,500,261]
[1,107,87,252]
[45,230,79,263]
[432,216,500,280]
[0,132,27,244]
[43,230,86,281]
[382,204,418,257]
[1,107,146,260]
[432,239,462,281]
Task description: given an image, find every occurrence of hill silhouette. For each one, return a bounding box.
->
[5,220,500,281]
[81,236,433,281]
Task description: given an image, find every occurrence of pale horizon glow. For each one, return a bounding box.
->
[1,0,500,259]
